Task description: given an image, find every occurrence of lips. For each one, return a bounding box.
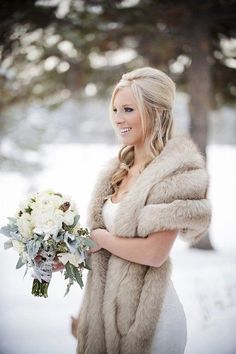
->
[120,127,132,133]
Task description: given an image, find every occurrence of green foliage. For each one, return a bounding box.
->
[64,261,84,296]
[81,236,96,249]
[56,241,69,253]
[25,206,33,214]
[71,215,80,228]
[16,257,25,269]
[7,217,17,224]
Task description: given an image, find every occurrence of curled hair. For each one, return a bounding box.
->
[105,66,176,201]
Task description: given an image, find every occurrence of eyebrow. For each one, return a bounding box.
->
[113,104,134,108]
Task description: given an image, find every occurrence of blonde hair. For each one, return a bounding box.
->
[106,66,176,201]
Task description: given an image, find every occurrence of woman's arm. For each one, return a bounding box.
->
[90,228,178,267]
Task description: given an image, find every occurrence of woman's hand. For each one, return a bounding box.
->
[52,255,65,272]
[35,253,65,272]
[88,228,109,254]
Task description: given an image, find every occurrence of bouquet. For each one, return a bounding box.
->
[0,190,96,298]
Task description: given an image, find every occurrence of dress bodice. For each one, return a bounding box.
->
[102,198,120,232]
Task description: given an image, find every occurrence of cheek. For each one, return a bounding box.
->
[135,117,143,134]
[131,113,142,127]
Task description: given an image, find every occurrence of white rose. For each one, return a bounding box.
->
[18,200,28,212]
[63,211,76,226]
[15,210,21,219]
[17,213,34,241]
[32,192,62,214]
[32,210,63,237]
[18,192,37,212]
[12,240,25,255]
[57,252,84,267]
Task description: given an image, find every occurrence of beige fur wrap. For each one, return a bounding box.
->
[76,134,212,354]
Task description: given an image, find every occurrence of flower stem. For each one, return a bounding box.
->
[32,279,49,298]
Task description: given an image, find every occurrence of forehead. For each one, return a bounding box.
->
[113,87,136,106]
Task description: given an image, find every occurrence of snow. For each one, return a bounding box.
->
[0,143,236,354]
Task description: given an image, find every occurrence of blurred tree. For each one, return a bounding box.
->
[0,1,235,112]
[0,0,236,248]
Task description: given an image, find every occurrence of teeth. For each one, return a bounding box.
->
[121,128,132,133]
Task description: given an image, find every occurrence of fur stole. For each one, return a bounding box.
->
[76,134,212,354]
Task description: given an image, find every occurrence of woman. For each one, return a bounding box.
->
[74,67,212,354]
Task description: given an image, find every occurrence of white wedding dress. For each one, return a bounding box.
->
[102,197,187,354]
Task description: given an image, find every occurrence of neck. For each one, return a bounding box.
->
[133,145,150,169]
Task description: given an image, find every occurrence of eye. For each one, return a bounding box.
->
[112,107,133,113]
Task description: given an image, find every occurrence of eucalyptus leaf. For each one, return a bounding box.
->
[71,215,80,228]
[26,240,41,258]
[4,240,13,249]
[64,271,69,280]
[0,226,10,237]
[0,224,18,237]
[65,240,77,254]
[10,230,21,240]
[82,237,96,248]
[71,265,84,288]
[64,278,74,297]
[7,217,17,224]
[23,267,28,279]
[16,257,25,269]
[65,262,74,279]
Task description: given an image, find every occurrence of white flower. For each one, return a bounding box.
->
[12,240,25,255]
[57,252,84,267]
[63,210,76,226]
[60,194,72,205]
[17,213,34,241]
[17,192,37,214]
[60,195,78,213]
[32,210,63,237]
[14,210,21,219]
[32,192,62,214]
[18,199,30,211]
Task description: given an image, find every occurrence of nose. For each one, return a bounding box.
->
[114,111,126,126]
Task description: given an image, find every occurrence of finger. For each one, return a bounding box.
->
[52,263,64,272]
[35,255,42,263]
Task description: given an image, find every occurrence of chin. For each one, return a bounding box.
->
[121,138,136,145]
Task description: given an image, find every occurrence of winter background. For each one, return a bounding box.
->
[0,93,236,354]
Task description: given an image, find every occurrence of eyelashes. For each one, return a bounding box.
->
[113,107,134,113]
[125,108,134,112]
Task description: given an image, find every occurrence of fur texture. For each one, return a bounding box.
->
[76,134,212,354]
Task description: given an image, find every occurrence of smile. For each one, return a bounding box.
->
[120,128,132,134]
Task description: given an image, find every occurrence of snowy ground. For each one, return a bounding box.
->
[0,143,236,354]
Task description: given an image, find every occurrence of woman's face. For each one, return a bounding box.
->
[112,87,144,147]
